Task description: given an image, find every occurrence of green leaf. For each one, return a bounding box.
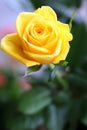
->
[68,99,82,130]
[45,105,58,130]
[68,74,87,88]
[59,60,68,66]
[54,91,69,105]
[6,114,27,130]
[82,115,87,126]
[80,99,87,126]
[0,88,11,102]
[67,24,87,68]
[81,108,87,125]
[24,65,42,77]
[45,105,68,130]
[18,87,51,115]
[6,113,44,130]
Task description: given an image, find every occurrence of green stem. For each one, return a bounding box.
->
[69,10,76,31]
[49,64,68,91]
[49,64,55,70]
[56,71,68,91]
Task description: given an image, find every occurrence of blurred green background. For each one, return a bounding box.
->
[0,0,87,130]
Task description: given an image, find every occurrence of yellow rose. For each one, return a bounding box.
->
[1,6,73,67]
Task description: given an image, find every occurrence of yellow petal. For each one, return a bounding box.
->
[43,31,58,52]
[1,33,40,67]
[52,38,62,56]
[57,21,73,42]
[16,12,35,37]
[25,16,54,46]
[23,37,50,54]
[23,29,42,47]
[53,42,70,63]
[24,50,53,64]
[52,22,72,63]
[24,39,62,64]
[35,6,57,22]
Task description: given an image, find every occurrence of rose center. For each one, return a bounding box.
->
[34,25,44,35]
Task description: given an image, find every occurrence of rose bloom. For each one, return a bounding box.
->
[1,6,73,67]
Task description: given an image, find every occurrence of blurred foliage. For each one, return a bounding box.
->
[30,0,82,8]
[1,0,87,130]
[67,24,87,68]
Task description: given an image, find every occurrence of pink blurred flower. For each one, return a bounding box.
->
[0,73,7,86]
[19,78,32,91]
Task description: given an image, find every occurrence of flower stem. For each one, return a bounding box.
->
[56,71,68,91]
[49,64,55,70]
[49,64,68,91]
[69,10,76,31]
